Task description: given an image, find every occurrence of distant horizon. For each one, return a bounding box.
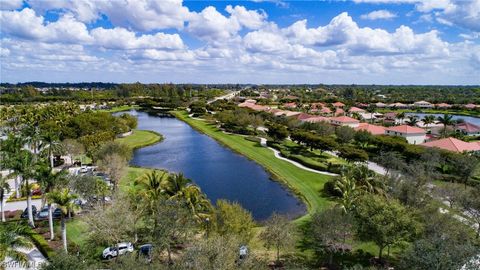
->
[1,81,479,87]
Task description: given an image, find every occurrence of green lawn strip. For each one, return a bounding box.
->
[270,140,345,173]
[98,105,140,113]
[115,129,163,150]
[171,110,333,221]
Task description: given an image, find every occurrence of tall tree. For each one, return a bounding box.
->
[259,213,296,264]
[47,188,79,253]
[36,167,68,240]
[308,208,354,266]
[437,114,453,137]
[98,153,127,191]
[40,131,62,169]
[353,194,421,260]
[0,174,10,222]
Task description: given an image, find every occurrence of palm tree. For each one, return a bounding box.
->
[0,174,10,222]
[334,174,358,213]
[366,104,376,123]
[134,170,167,209]
[0,222,33,264]
[406,116,419,126]
[47,188,78,253]
[423,115,436,127]
[396,112,406,125]
[0,134,25,199]
[36,166,68,240]
[8,150,37,227]
[182,185,213,222]
[162,173,191,198]
[40,132,63,169]
[437,114,453,137]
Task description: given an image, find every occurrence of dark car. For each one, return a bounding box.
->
[20,206,37,219]
[52,208,63,219]
[138,244,153,262]
[35,206,49,220]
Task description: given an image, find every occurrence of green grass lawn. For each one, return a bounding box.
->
[115,129,162,150]
[99,105,140,113]
[271,140,346,173]
[171,111,334,221]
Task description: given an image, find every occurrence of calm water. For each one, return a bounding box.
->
[122,110,305,220]
[406,113,480,125]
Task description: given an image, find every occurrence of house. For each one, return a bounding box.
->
[413,100,434,108]
[375,102,387,108]
[455,122,480,136]
[359,112,383,121]
[355,123,386,135]
[389,102,409,109]
[421,137,480,153]
[302,116,330,123]
[330,116,360,128]
[319,107,332,114]
[464,103,477,110]
[435,103,452,109]
[283,102,297,109]
[385,125,426,144]
[295,113,315,121]
[349,107,365,113]
[332,102,345,108]
[335,108,345,116]
[357,103,369,108]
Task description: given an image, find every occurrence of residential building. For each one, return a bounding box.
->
[385,125,426,144]
[455,122,480,136]
[332,102,345,108]
[413,100,434,108]
[330,116,360,128]
[355,123,386,135]
[435,103,452,109]
[421,137,480,153]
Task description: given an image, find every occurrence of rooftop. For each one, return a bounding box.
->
[355,123,386,135]
[330,116,359,123]
[421,137,480,153]
[456,122,480,133]
[386,125,426,134]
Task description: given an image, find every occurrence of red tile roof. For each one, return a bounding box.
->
[349,106,365,113]
[464,103,477,109]
[456,122,480,133]
[320,107,332,114]
[302,116,330,123]
[296,113,315,120]
[332,102,345,107]
[421,137,480,153]
[436,103,452,108]
[330,116,359,123]
[335,108,345,116]
[283,102,297,108]
[355,123,386,135]
[386,125,426,134]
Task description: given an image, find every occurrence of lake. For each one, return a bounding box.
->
[121,110,306,220]
[406,113,480,125]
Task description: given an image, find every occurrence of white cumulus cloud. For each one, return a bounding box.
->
[361,10,397,20]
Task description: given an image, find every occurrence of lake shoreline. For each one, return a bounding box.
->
[170,110,333,222]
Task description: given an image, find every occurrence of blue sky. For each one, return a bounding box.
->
[0,0,479,84]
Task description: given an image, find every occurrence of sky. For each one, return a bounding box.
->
[0,0,479,85]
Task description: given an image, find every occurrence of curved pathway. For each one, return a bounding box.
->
[259,138,338,176]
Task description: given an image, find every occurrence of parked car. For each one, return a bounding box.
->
[138,244,153,262]
[102,242,134,260]
[52,208,63,219]
[36,206,49,220]
[20,206,37,219]
[36,207,63,220]
[239,245,248,260]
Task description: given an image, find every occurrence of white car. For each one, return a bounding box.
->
[102,242,134,259]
